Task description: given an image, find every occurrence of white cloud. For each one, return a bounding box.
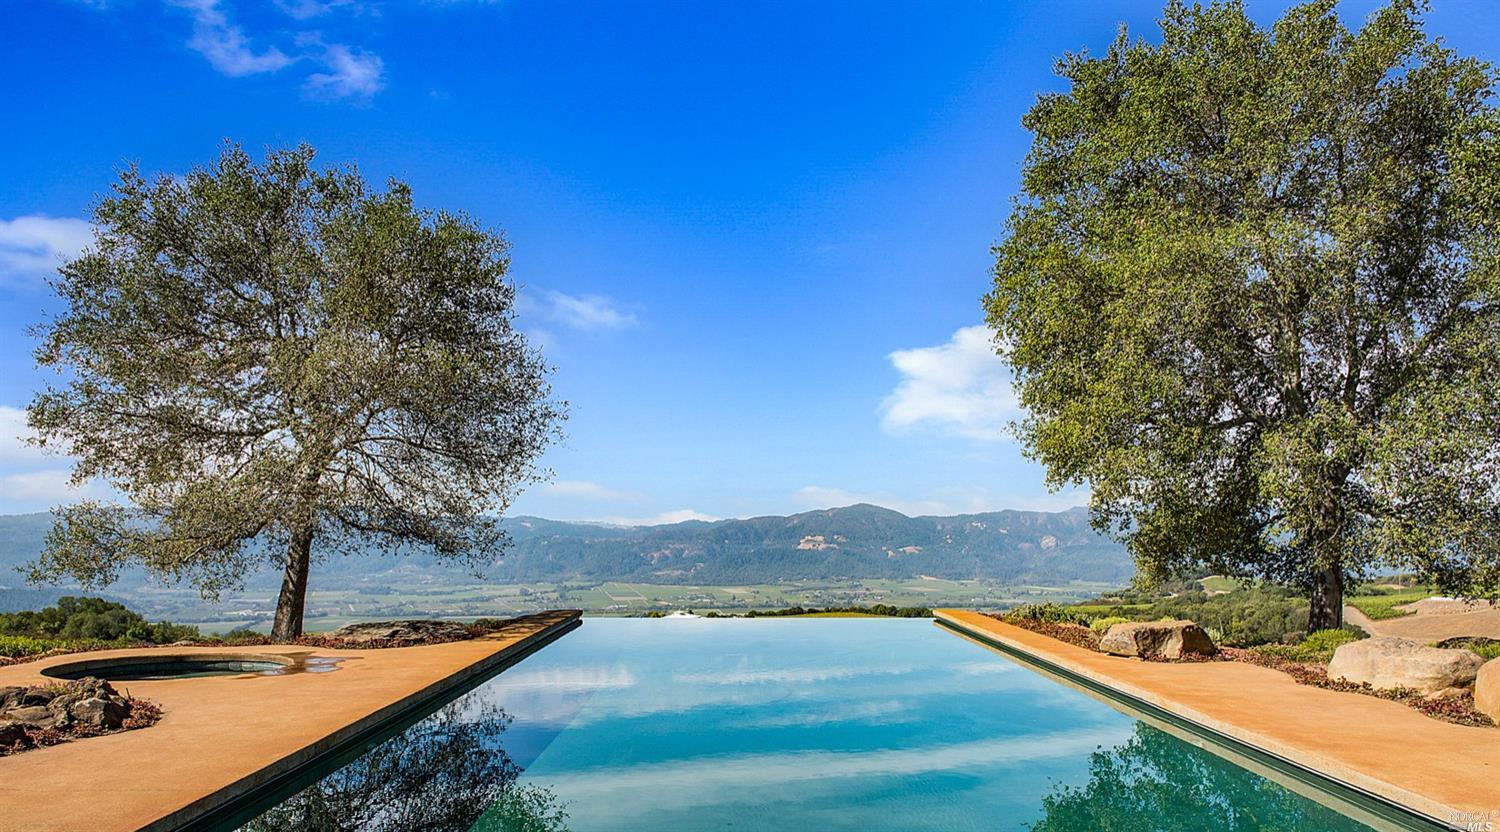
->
[275,0,355,19]
[537,726,1134,812]
[302,40,384,99]
[173,0,295,76]
[159,1,382,100]
[793,486,961,518]
[880,325,1017,441]
[0,470,105,505]
[543,480,643,502]
[598,509,718,527]
[520,289,638,331]
[793,485,1089,517]
[0,215,93,280]
[0,406,48,463]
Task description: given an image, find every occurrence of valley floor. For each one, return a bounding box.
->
[111,578,1119,634]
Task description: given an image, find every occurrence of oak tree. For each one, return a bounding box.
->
[27,144,564,638]
[986,1,1500,629]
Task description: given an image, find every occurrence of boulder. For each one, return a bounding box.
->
[2,706,56,728]
[325,619,472,646]
[0,720,29,749]
[69,697,129,730]
[1099,620,1217,659]
[1474,658,1500,723]
[1327,636,1484,694]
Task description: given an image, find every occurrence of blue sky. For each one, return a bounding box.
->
[2,1,1497,523]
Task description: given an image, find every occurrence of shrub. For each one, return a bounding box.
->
[1301,628,1360,655]
[1346,595,1419,620]
[1146,585,1309,647]
[1089,616,1130,634]
[0,597,199,646]
[1471,643,1500,662]
[1008,603,1089,626]
[1250,628,1363,663]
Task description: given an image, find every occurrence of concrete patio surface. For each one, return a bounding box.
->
[936,609,1496,831]
[0,609,581,832]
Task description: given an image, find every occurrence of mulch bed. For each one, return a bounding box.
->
[990,614,1493,728]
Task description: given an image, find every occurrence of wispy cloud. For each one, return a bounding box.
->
[301,38,384,99]
[538,726,1135,810]
[0,406,48,464]
[173,0,295,76]
[156,0,381,99]
[0,470,106,506]
[880,325,1017,441]
[543,480,644,502]
[793,486,963,517]
[520,289,638,331]
[598,509,717,527]
[0,215,93,281]
[274,0,355,20]
[0,406,110,512]
[792,484,1087,516]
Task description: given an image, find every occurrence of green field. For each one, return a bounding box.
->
[141,578,1119,634]
[1346,587,1429,620]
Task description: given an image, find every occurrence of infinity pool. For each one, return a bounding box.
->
[241,618,1378,831]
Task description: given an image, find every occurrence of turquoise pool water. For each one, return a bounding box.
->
[243,618,1379,831]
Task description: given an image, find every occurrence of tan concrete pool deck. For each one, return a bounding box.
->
[936,609,1496,830]
[0,609,581,832]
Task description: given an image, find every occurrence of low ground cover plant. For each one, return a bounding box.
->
[1250,628,1362,663]
[1344,587,1431,620]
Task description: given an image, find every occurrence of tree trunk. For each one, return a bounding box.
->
[271,525,314,641]
[1308,564,1343,632]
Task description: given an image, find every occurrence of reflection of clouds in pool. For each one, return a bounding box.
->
[747,698,918,728]
[483,654,1098,729]
[488,665,639,692]
[671,664,926,685]
[537,725,1134,820]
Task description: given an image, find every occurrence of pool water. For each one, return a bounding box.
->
[242,618,1378,831]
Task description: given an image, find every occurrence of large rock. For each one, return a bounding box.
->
[2,706,55,728]
[1327,636,1484,694]
[1099,620,1217,659]
[0,721,28,749]
[1475,658,1500,723]
[326,619,472,646]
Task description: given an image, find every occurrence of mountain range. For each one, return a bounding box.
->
[0,504,1132,606]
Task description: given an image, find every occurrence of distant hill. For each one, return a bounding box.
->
[0,503,1131,591]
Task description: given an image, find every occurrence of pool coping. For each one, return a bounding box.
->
[935,609,1488,832]
[0,609,581,832]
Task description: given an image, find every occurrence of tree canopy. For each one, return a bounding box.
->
[985,0,1500,628]
[27,144,564,638]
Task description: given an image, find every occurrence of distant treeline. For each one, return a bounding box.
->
[645,604,933,618]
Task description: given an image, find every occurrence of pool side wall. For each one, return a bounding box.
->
[935,609,1482,832]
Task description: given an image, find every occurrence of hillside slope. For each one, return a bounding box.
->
[0,504,1132,590]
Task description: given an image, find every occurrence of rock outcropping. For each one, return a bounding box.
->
[325,619,473,646]
[1327,637,1484,695]
[1099,620,1217,659]
[0,677,137,752]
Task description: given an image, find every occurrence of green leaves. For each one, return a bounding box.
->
[987,1,1500,600]
[27,143,565,610]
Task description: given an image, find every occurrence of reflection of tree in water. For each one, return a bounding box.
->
[1031,724,1371,832]
[243,699,569,832]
